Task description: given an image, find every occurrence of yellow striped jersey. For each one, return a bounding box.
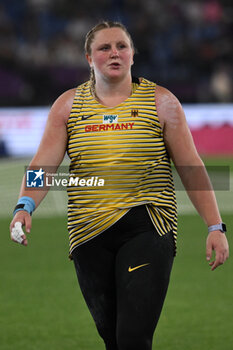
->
[67,77,177,256]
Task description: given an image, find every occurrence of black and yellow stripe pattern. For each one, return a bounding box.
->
[67,78,177,255]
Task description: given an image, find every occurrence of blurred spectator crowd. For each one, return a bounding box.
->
[0,0,232,106]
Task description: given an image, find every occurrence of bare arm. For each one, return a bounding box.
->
[156,85,229,270]
[10,88,76,245]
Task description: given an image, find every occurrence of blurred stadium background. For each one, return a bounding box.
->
[0,0,233,349]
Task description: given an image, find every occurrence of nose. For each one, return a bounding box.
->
[110,47,119,57]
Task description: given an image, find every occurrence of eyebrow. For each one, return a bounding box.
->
[97,40,128,47]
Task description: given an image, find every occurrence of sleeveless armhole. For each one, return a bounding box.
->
[67,83,87,138]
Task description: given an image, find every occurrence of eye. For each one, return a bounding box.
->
[118,44,127,49]
[99,45,110,51]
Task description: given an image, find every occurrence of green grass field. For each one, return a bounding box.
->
[1,214,232,350]
[0,156,232,349]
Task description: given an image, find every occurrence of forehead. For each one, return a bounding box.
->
[92,27,130,45]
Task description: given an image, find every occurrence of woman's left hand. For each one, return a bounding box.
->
[206,231,229,270]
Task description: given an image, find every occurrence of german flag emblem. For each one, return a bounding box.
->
[131,109,138,118]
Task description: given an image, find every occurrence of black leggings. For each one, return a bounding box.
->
[72,205,175,350]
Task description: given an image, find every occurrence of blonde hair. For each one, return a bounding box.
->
[85,21,135,97]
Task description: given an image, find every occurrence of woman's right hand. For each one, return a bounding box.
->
[10,211,32,246]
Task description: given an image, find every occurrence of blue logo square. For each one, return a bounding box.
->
[26,168,44,188]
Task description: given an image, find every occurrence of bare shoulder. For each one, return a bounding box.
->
[48,88,76,125]
[155,85,186,129]
[155,85,200,165]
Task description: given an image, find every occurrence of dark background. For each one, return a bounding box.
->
[0,0,232,106]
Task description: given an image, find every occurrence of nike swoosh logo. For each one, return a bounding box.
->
[128,263,150,272]
[81,114,95,120]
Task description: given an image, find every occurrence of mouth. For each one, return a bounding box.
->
[108,62,121,68]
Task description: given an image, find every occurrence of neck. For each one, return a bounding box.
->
[94,75,132,107]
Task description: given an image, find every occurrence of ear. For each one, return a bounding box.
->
[131,51,134,66]
[86,53,92,67]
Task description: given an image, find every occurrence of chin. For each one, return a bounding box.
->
[106,71,125,81]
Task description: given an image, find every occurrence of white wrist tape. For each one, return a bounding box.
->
[11,222,24,244]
